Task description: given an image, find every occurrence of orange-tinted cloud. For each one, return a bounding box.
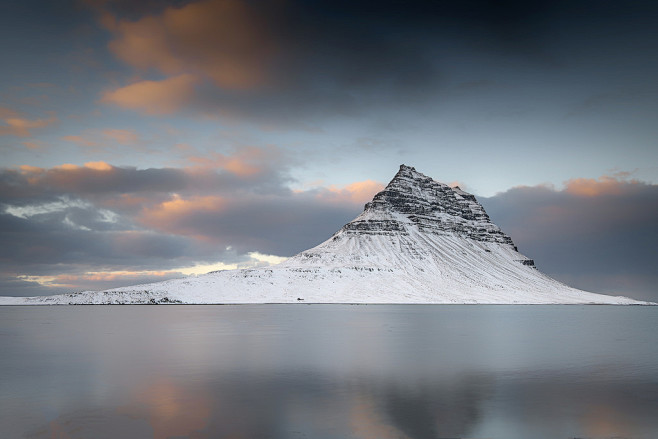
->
[318,180,385,205]
[55,163,81,171]
[62,134,98,147]
[186,145,285,176]
[22,140,45,150]
[14,162,117,193]
[106,0,275,90]
[84,161,114,171]
[102,128,139,144]
[138,195,226,237]
[447,180,470,191]
[0,107,57,137]
[101,74,198,114]
[19,161,114,174]
[17,164,41,173]
[43,270,178,288]
[564,175,641,197]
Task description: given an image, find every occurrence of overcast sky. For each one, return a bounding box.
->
[1,0,656,301]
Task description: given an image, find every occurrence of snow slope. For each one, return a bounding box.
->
[0,165,649,305]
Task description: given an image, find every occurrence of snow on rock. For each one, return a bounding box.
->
[1,165,651,305]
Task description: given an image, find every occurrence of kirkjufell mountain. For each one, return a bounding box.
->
[1,165,648,305]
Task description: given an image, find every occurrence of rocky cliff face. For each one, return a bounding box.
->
[342,165,514,245]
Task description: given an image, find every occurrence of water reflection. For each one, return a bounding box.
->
[118,378,212,439]
[28,373,491,438]
[1,305,656,439]
[26,371,658,439]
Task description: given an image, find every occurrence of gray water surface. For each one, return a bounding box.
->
[1,305,657,439]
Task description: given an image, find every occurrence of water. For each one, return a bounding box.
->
[1,305,656,439]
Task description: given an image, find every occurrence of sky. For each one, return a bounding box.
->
[0,0,657,301]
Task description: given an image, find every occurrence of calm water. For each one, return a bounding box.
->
[1,305,657,439]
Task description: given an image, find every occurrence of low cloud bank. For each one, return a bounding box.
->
[0,156,379,296]
[1,162,655,301]
[481,176,658,301]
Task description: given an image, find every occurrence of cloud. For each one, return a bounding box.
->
[58,128,145,155]
[62,134,98,148]
[137,195,226,239]
[315,180,385,205]
[93,0,557,122]
[480,175,658,301]
[22,140,45,150]
[27,270,186,292]
[0,107,57,137]
[0,277,71,298]
[0,153,366,295]
[2,160,655,302]
[132,184,370,255]
[84,161,114,171]
[186,145,287,176]
[101,74,198,114]
[3,148,292,223]
[564,175,641,197]
[102,128,139,145]
[106,0,274,90]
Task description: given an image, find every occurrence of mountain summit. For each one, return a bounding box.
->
[344,164,514,244]
[1,165,648,305]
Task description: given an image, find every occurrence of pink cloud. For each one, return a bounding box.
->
[102,128,139,145]
[564,175,642,197]
[49,270,178,287]
[186,145,285,176]
[84,161,114,171]
[105,0,275,90]
[0,107,57,137]
[317,180,385,205]
[14,162,118,193]
[62,134,98,148]
[137,195,226,238]
[101,74,198,115]
[22,140,46,150]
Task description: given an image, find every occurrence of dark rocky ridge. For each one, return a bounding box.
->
[342,165,515,245]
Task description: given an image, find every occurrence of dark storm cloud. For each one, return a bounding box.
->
[98,0,605,122]
[95,0,658,126]
[0,277,70,298]
[481,177,658,301]
[0,211,192,272]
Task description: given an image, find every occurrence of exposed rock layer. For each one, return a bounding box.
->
[342,165,514,245]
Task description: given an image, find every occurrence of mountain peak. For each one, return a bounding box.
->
[342,165,514,245]
[3,163,648,304]
[391,164,428,187]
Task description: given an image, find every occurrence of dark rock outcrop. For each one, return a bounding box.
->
[342,165,514,245]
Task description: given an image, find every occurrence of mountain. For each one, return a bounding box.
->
[0,165,649,305]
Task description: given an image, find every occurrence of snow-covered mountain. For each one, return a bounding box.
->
[1,165,649,305]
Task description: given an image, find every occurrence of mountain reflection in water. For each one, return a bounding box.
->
[1,305,656,439]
